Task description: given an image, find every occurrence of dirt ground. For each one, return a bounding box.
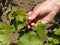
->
[13,0,46,12]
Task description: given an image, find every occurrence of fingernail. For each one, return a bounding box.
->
[27,25,31,29]
[41,20,47,24]
[31,23,35,26]
[31,23,37,26]
[28,16,34,20]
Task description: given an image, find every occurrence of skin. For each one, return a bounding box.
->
[27,0,60,28]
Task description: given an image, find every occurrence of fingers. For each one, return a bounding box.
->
[31,23,37,27]
[41,11,57,24]
[30,11,57,26]
[28,4,50,21]
[27,11,32,16]
[27,4,41,20]
[27,0,59,28]
[27,24,31,29]
[28,10,40,21]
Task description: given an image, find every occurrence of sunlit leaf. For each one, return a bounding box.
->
[0,22,16,34]
[10,25,17,33]
[0,34,10,45]
[48,37,60,44]
[8,11,15,21]
[15,9,28,30]
[32,21,47,40]
[54,28,60,35]
[53,38,60,44]
[18,33,43,45]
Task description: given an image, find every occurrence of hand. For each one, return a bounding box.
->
[27,0,60,27]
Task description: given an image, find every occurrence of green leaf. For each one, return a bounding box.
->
[54,28,60,35]
[9,25,17,33]
[32,21,47,40]
[0,22,16,34]
[15,9,27,22]
[52,38,60,44]
[15,9,28,30]
[0,22,9,30]
[32,27,37,31]
[18,33,43,45]
[49,43,53,45]
[8,11,15,21]
[48,37,53,42]
[17,24,24,30]
[0,34,10,45]
[8,9,28,30]
[15,9,25,16]
[16,15,24,22]
[48,37,60,44]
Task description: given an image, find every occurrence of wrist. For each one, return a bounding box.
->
[47,0,60,9]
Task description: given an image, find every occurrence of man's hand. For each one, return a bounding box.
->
[27,0,60,27]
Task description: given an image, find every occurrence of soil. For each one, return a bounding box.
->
[13,0,46,12]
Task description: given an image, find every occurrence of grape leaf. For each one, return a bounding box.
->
[32,21,47,40]
[18,33,43,45]
[48,37,53,42]
[49,43,53,45]
[0,22,16,34]
[0,34,10,45]
[54,28,60,35]
[9,25,17,33]
[15,9,28,30]
[53,38,60,44]
[8,9,28,30]
[48,37,60,44]
[8,11,15,21]
[16,15,24,22]
[15,9,26,22]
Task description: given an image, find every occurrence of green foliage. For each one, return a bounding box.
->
[0,34,10,45]
[8,11,15,21]
[48,37,60,45]
[18,33,43,45]
[18,21,47,45]
[0,9,28,45]
[9,25,17,33]
[8,9,28,30]
[47,28,60,45]
[54,28,60,35]
[32,21,47,40]
[15,9,28,30]
[0,22,16,34]
[52,38,60,44]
